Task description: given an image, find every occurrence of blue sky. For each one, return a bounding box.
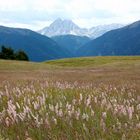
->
[0,0,140,30]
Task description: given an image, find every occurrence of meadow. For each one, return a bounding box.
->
[0,56,140,140]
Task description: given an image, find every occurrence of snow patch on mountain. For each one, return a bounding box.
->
[38,18,124,38]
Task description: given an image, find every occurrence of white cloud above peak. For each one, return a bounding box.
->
[0,0,140,30]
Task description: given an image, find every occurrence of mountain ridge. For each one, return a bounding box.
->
[0,20,140,62]
[38,18,124,38]
[77,20,140,56]
[0,25,70,62]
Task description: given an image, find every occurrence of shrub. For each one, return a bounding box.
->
[0,46,29,61]
[15,50,29,61]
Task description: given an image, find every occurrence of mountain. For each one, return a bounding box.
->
[1,20,139,62]
[0,26,70,62]
[88,24,124,39]
[77,20,140,56]
[38,18,124,38]
[39,18,88,37]
[51,35,91,56]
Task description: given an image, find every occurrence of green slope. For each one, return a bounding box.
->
[0,56,140,70]
[45,56,140,67]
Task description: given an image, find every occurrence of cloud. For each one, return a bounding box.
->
[0,0,140,29]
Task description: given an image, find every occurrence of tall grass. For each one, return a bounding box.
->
[0,81,140,140]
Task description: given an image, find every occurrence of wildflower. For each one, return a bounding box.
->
[127,107,133,120]
[137,104,140,110]
[91,109,95,117]
[52,117,57,125]
[58,109,63,117]
[136,123,140,129]
[66,103,71,110]
[26,138,32,140]
[68,110,72,117]
[86,96,91,107]
[16,102,20,109]
[100,118,106,132]
[82,113,89,121]
[122,134,126,140]
[45,118,50,128]
[72,99,76,105]
[94,97,97,103]
[5,117,10,127]
[80,94,83,101]
[124,123,128,128]
[102,112,107,119]
[136,114,139,120]
[49,104,54,112]
[83,123,88,132]
[33,102,39,110]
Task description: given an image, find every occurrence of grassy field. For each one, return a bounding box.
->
[0,56,140,140]
[46,56,140,67]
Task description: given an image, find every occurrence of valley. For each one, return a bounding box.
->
[0,19,140,62]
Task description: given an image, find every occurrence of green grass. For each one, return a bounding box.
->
[46,56,140,67]
[0,56,140,86]
[0,56,140,71]
[0,59,56,71]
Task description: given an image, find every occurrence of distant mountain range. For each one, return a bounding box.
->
[0,20,140,62]
[0,26,70,61]
[39,18,124,39]
[77,20,140,56]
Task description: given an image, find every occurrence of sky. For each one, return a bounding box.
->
[0,0,140,30]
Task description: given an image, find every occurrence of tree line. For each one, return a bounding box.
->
[0,46,29,61]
